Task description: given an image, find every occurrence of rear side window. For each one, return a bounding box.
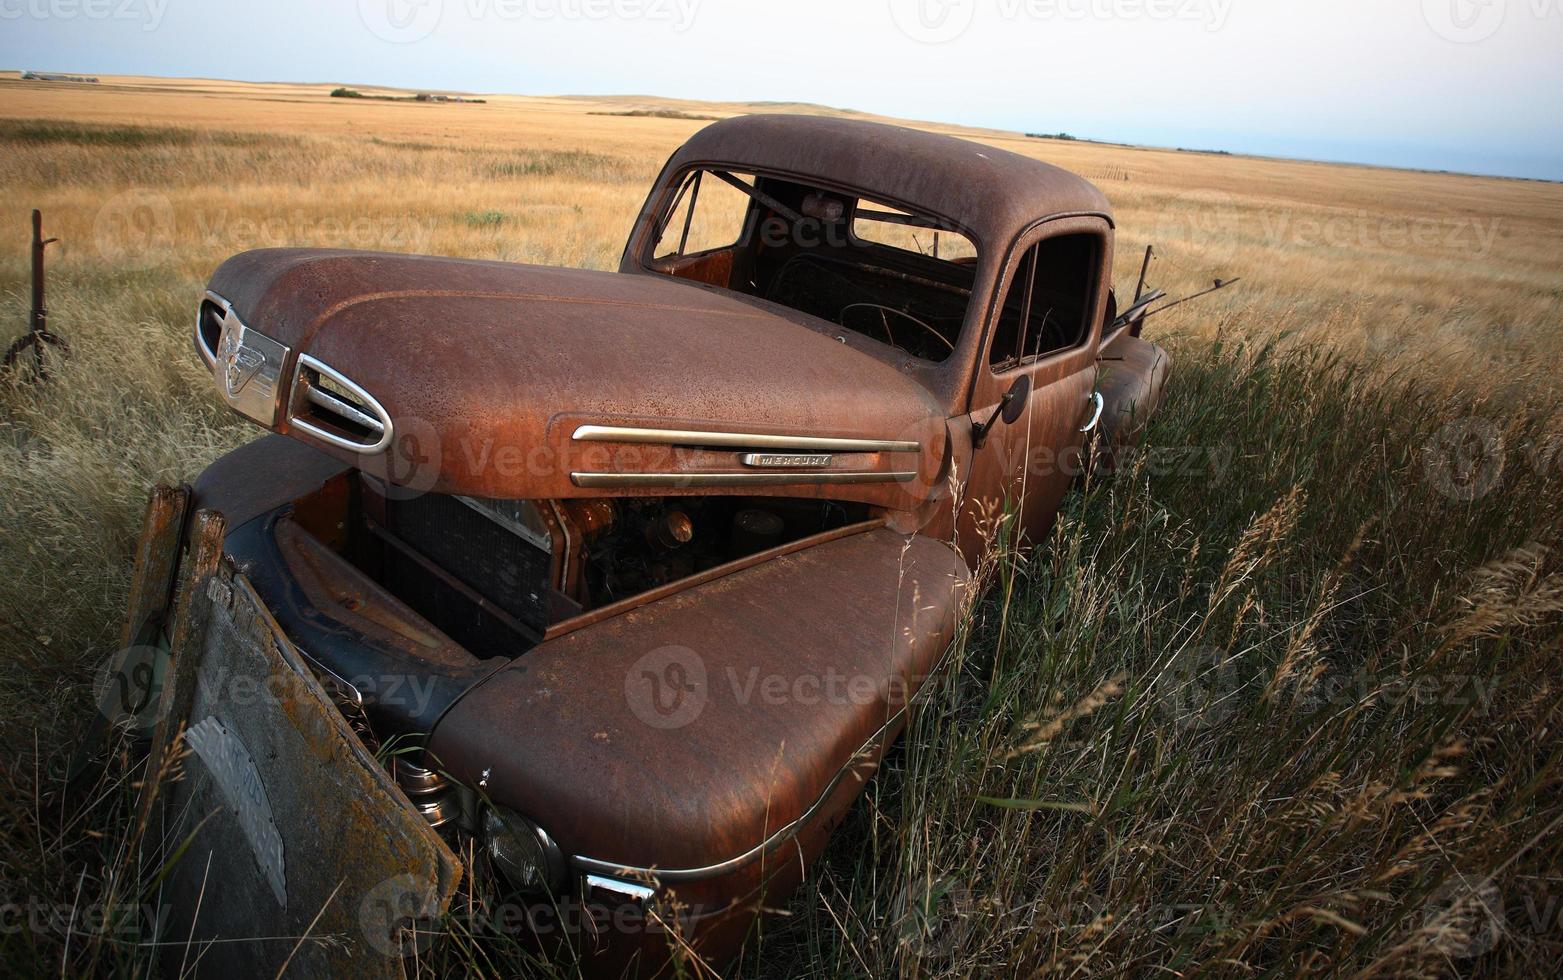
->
[989,233,1099,370]
[852,205,978,263]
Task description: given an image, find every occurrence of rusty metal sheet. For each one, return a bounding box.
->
[118,484,190,650]
[135,508,227,833]
[635,115,1113,272]
[204,248,948,511]
[151,561,460,977]
[428,527,968,876]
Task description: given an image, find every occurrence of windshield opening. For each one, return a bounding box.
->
[646,168,979,364]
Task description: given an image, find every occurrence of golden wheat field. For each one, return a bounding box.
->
[4,72,1560,375]
[2,73,1563,977]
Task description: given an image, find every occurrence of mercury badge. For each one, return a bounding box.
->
[741,453,834,468]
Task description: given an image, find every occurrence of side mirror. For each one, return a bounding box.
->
[999,375,1032,425]
[973,375,1032,447]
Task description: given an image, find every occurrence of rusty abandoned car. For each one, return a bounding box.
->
[118,115,1175,975]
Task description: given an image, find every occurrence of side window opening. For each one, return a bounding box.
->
[989,233,1099,370]
[852,205,979,264]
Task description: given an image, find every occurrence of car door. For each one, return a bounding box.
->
[956,216,1111,556]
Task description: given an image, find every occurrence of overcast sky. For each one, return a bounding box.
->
[4,0,1561,180]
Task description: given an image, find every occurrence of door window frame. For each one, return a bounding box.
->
[970,215,1112,410]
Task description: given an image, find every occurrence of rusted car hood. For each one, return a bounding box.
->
[207,249,946,506]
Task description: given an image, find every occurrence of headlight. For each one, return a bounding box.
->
[482,807,567,894]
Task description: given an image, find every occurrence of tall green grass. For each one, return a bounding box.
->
[745,337,1563,977]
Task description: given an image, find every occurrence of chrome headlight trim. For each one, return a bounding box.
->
[482,806,567,895]
[195,290,224,369]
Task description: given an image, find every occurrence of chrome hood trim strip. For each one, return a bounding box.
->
[572,424,919,454]
[571,471,917,489]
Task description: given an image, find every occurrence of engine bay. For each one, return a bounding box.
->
[325,475,872,661]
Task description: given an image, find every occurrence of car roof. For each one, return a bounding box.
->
[664,114,1113,251]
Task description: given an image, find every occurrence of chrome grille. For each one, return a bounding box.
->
[288,354,393,454]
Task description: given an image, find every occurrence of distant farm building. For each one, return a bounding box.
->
[22,71,100,83]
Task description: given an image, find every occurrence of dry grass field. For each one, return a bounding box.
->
[1,73,1561,977]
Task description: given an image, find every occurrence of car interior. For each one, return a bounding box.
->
[644,168,981,363]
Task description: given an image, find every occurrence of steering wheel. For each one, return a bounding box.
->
[839,303,955,355]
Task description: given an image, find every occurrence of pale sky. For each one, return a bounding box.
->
[4,0,1561,180]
